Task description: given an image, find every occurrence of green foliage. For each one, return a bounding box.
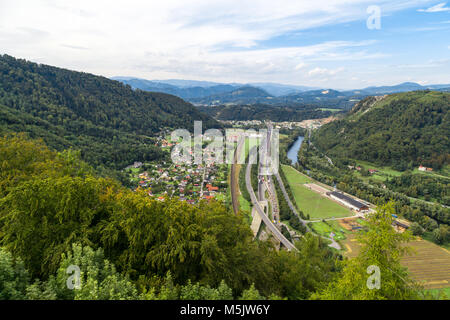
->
[0,248,30,300]
[275,233,341,300]
[179,280,234,300]
[313,202,422,300]
[239,284,265,300]
[432,224,450,244]
[26,243,139,300]
[0,174,118,277]
[298,141,449,240]
[198,104,331,122]
[314,91,450,169]
[386,173,449,206]
[0,135,370,301]
[0,54,218,170]
[410,222,425,236]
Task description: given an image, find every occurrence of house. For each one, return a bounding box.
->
[206,184,219,192]
[327,191,369,212]
[418,165,433,172]
[368,169,378,174]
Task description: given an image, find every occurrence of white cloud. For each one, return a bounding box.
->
[295,62,307,70]
[418,2,450,12]
[0,0,444,88]
[308,67,345,77]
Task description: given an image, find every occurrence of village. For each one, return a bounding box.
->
[124,133,229,204]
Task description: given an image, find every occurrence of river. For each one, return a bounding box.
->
[287,136,304,165]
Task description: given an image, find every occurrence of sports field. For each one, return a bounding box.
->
[282,165,352,219]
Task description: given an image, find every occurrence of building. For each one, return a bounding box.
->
[327,191,369,212]
[418,165,433,172]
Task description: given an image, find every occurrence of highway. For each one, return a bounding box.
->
[245,149,297,251]
[274,172,310,231]
[249,124,297,250]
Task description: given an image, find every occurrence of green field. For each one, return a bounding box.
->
[355,159,402,176]
[309,220,349,241]
[282,165,351,219]
[353,160,449,182]
[239,194,251,213]
[282,165,312,184]
[318,108,341,112]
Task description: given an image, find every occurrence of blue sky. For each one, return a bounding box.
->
[0,0,449,89]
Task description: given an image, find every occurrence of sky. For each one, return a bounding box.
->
[0,0,449,89]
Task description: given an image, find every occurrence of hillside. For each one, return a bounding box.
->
[0,55,218,169]
[198,104,334,121]
[313,91,450,170]
[190,86,273,105]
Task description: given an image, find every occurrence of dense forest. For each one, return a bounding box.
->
[0,55,219,170]
[313,91,450,170]
[197,104,334,121]
[0,134,427,300]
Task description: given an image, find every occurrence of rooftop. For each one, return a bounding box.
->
[328,191,367,209]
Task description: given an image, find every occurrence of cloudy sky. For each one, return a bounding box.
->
[1,0,449,89]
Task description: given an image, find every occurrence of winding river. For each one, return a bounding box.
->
[287,136,304,165]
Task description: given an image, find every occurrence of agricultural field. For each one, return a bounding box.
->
[343,234,450,290]
[282,165,352,219]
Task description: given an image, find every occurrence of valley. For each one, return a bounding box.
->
[0,54,449,301]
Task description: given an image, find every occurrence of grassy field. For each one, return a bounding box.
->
[282,165,312,184]
[282,165,352,219]
[353,160,449,182]
[309,220,350,241]
[352,159,403,182]
[239,194,251,213]
[318,108,341,112]
[344,235,450,290]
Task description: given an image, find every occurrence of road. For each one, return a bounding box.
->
[251,124,297,250]
[274,172,310,231]
[245,148,297,251]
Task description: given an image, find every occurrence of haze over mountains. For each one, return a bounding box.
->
[113,77,450,108]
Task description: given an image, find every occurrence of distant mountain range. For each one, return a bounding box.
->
[112,77,450,109]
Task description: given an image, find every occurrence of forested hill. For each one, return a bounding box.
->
[0,55,218,169]
[313,91,450,170]
[198,103,333,121]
